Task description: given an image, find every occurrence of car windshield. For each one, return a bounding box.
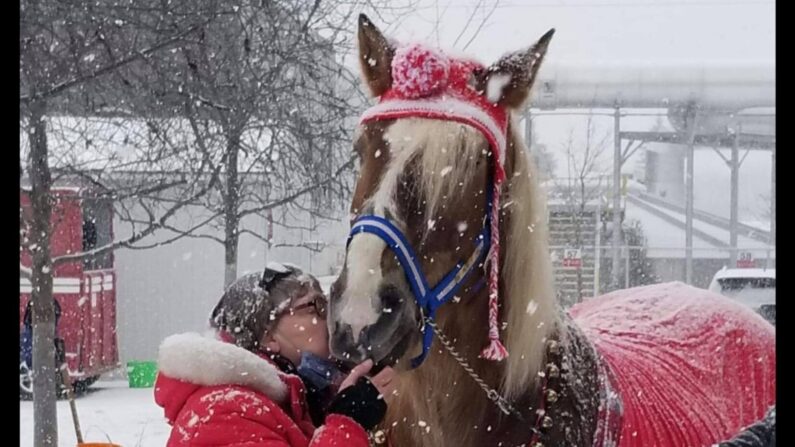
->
[718,277,775,308]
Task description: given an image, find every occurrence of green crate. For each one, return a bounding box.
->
[126,361,157,388]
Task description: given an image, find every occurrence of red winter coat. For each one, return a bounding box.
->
[154,332,370,447]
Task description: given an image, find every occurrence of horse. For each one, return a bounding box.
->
[328,14,776,447]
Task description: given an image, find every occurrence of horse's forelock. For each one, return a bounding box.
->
[377,118,488,237]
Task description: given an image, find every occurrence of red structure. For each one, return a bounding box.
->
[20,187,119,390]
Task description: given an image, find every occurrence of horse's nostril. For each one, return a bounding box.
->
[334,321,353,340]
[379,285,403,310]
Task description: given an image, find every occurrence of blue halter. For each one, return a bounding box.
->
[346,187,494,368]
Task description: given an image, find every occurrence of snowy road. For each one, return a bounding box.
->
[19,381,170,446]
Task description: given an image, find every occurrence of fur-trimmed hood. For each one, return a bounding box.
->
[157,332,290,401]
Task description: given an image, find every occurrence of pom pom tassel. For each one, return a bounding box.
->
[481,337,509,361]
[480,182,509,362]
[391,43,450,98]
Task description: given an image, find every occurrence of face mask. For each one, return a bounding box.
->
[295,351,346,391]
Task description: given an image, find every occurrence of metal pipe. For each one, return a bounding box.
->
[685,106,697,284]
[770,142,776,268]
[625,246,630,288]
[594,177,603,297]
[533,61,775,110]
[612,106,622,289]
[730,126,740,266]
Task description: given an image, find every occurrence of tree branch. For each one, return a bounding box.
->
[21,21,207,104]
[462,0,500,51]
[236,155,356,219]
[51,157,223,265]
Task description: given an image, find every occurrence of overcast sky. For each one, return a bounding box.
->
[368,0,774,64]
[353,0,775,223]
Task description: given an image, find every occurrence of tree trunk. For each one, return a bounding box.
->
[28,99,59,446]
[223,131,241,287]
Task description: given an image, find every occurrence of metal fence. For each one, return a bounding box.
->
[550,244,775,306]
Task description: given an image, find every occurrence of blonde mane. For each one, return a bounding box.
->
[500,116,557,399]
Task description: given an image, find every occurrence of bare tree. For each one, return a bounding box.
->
[622,220,659,287]
[19,1,217,443]
[130,0,389,286]
[526,117,557,180]
[557,113,610,303]
[422,0,501,50]
[754,192,773,223]
[20,1,408,443]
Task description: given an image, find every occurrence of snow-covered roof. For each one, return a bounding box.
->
[20,115,273,173]
[712,268,775,280]
[624,196,774,259]
[19,186,82,193]
[547,198,602,208]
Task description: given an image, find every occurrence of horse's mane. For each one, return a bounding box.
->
[500,116,557,398]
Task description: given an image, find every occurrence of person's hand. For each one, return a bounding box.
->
[327,359,396,430]
[338,359,373,390]
[369,365,397,397]
[339,359,397,397]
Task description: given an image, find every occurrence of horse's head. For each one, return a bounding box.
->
[329,14,554,370]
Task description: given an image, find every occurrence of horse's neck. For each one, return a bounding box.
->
[382,303,504,446]
[384,311,602,447]
[490,314,603,446]
[384,349,498,446]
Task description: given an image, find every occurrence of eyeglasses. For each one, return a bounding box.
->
[259,263,300,292]
[260,263,328,320]
[285,295,327,319]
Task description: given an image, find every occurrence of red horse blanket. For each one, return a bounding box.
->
[571,282,775,447]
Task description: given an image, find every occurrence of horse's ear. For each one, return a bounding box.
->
[358,14,395,97]
[475,29,554,109]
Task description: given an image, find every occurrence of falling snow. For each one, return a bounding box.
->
[19,4,775,446]
[526,300,539,315]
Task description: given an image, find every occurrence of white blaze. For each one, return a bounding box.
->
[340,233,385,341]
[337,121,423,341]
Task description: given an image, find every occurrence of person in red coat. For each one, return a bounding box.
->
[154,263,395,446]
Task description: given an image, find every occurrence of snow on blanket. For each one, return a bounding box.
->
[570,282,775,447]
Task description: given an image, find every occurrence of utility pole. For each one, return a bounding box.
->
[729,125,740,266]
[611,105,622,289]
[684,104,698,285]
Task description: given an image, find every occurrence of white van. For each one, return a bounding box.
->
[708,267,775,325]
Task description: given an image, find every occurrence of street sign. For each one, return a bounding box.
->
[538,80,557,110]
[736,252,754,268]
[563,248,582,268]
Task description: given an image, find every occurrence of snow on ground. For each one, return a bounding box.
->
[19,381,170,447]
